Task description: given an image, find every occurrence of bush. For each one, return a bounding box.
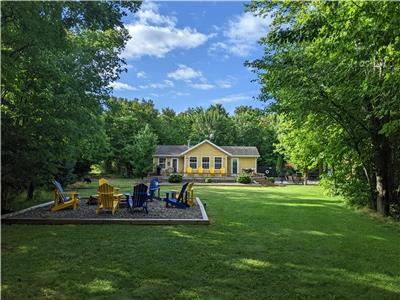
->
[266,177,275,183]
[168,173,183,183]
[205,178,212,183]
[236,173,252,184]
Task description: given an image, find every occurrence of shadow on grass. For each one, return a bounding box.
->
[2,186,400,299]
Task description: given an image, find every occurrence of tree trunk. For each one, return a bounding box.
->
[26,181,35,200]
[303,167,308,185]
[373,133,392,216]
[369,171,377,210]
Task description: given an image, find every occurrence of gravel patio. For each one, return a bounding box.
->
[2,197,208,225]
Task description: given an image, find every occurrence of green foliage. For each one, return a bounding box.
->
[1,1,140,207]
[266,177,275,184]
[233,106,278,166]
[104,97,160,175]
[168,173,183,183]
[131,125,158,178]
[236,173,252,184]
[204,178,212,183]
[247,1,400,216]
[188,104,235,145]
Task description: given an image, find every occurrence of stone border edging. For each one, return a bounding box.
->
[1,198,210,225]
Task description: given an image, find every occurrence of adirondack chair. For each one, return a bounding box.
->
[96,183,122,215]
[210,167,215,176]
[198,166,204,175]
[98,178,120,193]
[99,178,108,186]
[148,177,160,200]
[185,182,195,206]
[52,180,81,212]
[220,167,226,176]
[186,166,192,175]
[164,182,189,209]
[126,183,149,214]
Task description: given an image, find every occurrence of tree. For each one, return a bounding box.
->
[233,106,278,166]
[189,105,235,145]
[131,125,158,179]
[247,1,400,216]
[1,1,141,207]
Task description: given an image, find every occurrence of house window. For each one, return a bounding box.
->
[158,158,166,169]
[189,157,197,169]
[214,157,222,169]
[202,157,210,169]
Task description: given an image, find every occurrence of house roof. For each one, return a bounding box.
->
[154,140,260,157]
[154,145,189,156]
[220,146,260,156]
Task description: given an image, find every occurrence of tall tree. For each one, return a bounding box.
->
[1,1,141,207]
[189,105,235,145]
[131,125,158,179]
[247,1,400,216]
[233,106,278,166]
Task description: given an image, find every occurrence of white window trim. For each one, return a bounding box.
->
[189,156,198,169]
[202,156,210,170]
[231,158,240,176]
[214,156,222,169]
[158,157,166,169]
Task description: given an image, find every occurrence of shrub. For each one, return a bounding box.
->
[168,173,183,183]
[236,173,252,184]
[205,178,212,183]
[266,177,275,183]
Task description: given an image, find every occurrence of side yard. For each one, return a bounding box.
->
[2,186,400,299]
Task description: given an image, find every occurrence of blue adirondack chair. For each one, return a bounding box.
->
[164,182,189,209]
[148,177,160,200]
[126,183,149,214]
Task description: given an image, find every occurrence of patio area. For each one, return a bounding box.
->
[2,197,209,225]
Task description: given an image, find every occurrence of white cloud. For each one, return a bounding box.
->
[122,3,212,59]
[175,92,190,96]
[189,83,215,90]
[139,80,174,89]
[137,71,146,78]
[109,82,137,91]
[216,79,233,89]
[212,94,249,104]
[209,12,271,57]
[167,64,203,81]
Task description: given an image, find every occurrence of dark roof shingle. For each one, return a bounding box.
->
[220,146,259,156]
[154,143,259,156]
[154,145,188,156]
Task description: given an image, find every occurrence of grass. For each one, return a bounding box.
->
[2,184,400,299]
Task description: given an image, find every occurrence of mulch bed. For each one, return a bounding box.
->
[10,199,203,220]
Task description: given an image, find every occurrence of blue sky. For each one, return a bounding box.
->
[111,1,271,113]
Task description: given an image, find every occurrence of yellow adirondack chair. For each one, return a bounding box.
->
[98,178,119,194]
[186,166,192,175]
[96,183,122,215]
[220,167,226,176]
[99,178,108,186]
[210,167,215,176]
[52,180,80,212]
[198,166,204,175]
[185,182,195,206]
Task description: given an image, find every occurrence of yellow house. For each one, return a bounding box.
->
[153,139,259,176]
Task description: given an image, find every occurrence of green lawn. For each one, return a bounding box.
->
[2,185,400,299]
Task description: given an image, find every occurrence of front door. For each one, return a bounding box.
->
[172,158,178,173]
[231,158,239,175]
